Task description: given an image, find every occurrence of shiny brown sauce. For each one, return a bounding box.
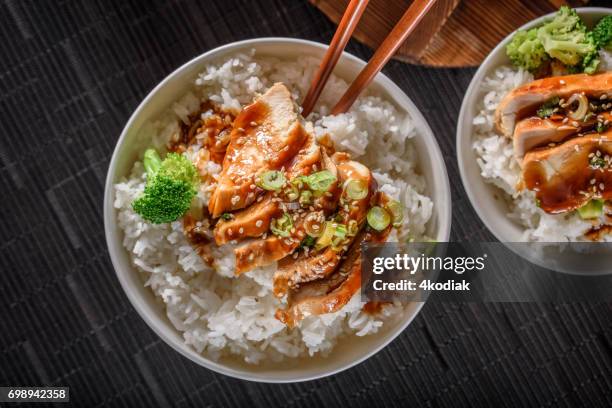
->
[523,135,612,213]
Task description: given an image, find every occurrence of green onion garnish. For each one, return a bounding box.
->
[299,190,312,205]
[345,179,368,200]
[300,236,316,248]
[385,200,404,227]
[285,185,299,201]
[367,206,391,231]
[305,170,336,192]
[257,170,286,191]
[315,221,336,250]
[221,213,233,220]
[347,219,359,236]
[270,213,293,237]
[334,223,347,239]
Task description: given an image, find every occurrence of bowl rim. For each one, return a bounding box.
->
[456,7,612,243]
[104,37,451,383]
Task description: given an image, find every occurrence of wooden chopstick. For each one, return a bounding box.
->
[301,0,369,117]
[331,0,436,115]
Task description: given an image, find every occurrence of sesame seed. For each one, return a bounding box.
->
[231,195,240,205]
[560,80,566,85]
[562,117,569,124]
[590,178,596,185]
[238,227,244,234]
[601,94,608,100]
[228,228,233,235]
[574,145,580,152]
[256,220,263,227]
[572,121,579,127]
[600,183,605,190]
[248,253,255,261]
[250,184,256,190]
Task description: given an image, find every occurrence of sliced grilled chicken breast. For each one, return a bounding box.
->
[272,155,375,298]
[232,146,341,275]
[208,83,308,217]
[522,131,612,213]
[275,231,366,328]
[495,72,612,137]
[275,223,390,328]
[213,134,321,245]
[213,195,281,245]
[514,113,612,160]
[513,117,579,159]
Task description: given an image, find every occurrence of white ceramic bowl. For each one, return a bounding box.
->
[104,38,451,382]
[457,8,612,243]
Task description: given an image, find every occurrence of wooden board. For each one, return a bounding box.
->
[310,0,589,67]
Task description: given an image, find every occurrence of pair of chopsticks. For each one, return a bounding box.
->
[301,0,436,117]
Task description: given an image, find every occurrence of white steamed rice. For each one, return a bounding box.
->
[114,50,433,364]
[472,50,612,242]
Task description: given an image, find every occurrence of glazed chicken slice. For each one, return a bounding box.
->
[495,72,612,137]
[214,133,322,246]
[514,113,612,160]
[213,195,282,245]
[208,83,309,217]
[233,149,341,274]
[522,131,612,213]
[275,223,391,328]
[272,154,375,298]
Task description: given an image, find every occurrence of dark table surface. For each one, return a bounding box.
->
[1,0,612,406]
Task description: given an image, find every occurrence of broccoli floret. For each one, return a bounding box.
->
[506,28,549,72]
[591,15,612,49]
[536,6,597,69]
[132,149,198,224]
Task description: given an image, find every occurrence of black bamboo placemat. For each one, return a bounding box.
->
[1,0,612,406]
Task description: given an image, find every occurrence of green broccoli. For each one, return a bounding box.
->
[507,28,549,72]
[132,148,198,224]
[536,7,597,70]
[590,15,612,49]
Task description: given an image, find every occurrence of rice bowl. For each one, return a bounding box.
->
[458,8,612,244]
[104,38,451,381]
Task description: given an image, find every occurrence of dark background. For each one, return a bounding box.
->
[1,0,612,406]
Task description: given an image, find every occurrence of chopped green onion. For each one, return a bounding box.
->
[347,220,359,236]
[305,170,336,193]
[334,223,347,239]
[385,200,404,227]
[221,213,233,220]
[300,236,316,248]
[367,206,391,231]
[291,175,308,189]
[299,190,312,205]
[270,213,293,237]
[285,185,299,201]
[331,236,347,251]
[577,199,604,219]
[315,221,336,250]
[345,179,368,200]
[257,170,286,191]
